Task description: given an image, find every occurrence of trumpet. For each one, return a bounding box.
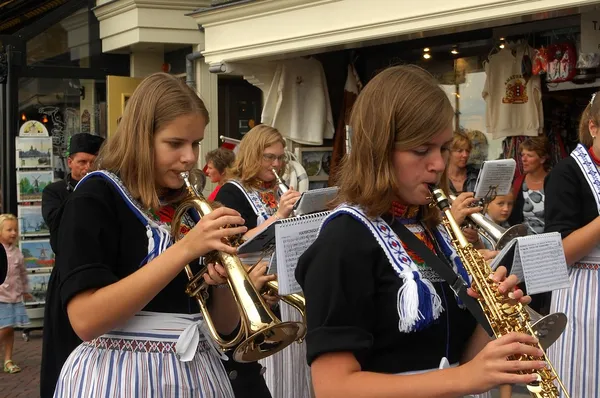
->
[272,167,290,195]
[172,170,304,362]
[448,194,528,251]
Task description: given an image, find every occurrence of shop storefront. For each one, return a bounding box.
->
[190,0,600,187]
[0,0,132,334]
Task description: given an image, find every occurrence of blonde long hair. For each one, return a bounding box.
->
[96,73,210,210]
[334,65,454,226]
[225,125,287,188]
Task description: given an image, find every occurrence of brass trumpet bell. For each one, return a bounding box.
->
[173,170,304,363]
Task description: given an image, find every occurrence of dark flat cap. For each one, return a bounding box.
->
[68,133,104,156]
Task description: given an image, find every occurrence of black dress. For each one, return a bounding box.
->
[41,175,78,252]
[40,176,203,398]
[0,244,7,284]
[214,182,273,398]
[295,213,477,373]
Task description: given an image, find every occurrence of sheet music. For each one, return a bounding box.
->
[294,186,338,215]
[473,159,516,198]
[517,232,570,295]
[487,232,570,295]
[275,212,328,295]
[237,223,276,254]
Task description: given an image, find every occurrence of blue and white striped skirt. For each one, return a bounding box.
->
[53,312,234,398]
[548,264,599,398]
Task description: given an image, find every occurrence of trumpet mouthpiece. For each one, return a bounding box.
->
[180,171,190,180]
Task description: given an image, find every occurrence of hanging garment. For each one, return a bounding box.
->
[482,45,543,139]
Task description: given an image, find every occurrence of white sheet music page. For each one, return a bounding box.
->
[518,232,570,295]
[294,186,339,215]
[473,159,516,198]
[275,213,327,295]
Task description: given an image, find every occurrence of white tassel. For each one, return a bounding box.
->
[146,226,154,259]
[396,271,421,332]
[423,278,444,318]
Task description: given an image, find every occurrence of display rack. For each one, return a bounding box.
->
[16,123,55,341]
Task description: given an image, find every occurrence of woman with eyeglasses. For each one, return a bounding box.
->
[214,124,302,398]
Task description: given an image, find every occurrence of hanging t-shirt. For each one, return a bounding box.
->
[482,45,543,139]
[261,57,335,145]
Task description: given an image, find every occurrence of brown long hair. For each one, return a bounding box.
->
[334,65,454,226]
[225,125,287,188]
[579,91,600,148]
[97,72,210,210]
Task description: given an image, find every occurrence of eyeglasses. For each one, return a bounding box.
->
[262,153,287,163]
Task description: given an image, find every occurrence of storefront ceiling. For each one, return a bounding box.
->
[0,0,68,34]
[191,0,600,65]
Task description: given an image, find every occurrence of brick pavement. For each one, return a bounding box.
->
[0,328,42,398]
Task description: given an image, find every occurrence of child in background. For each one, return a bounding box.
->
[0,214,31,374]
[478,193,515,251]
[486,192,514,227]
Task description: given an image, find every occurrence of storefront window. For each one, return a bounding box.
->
[17,77,106,179]
[26,8,97,67]
[438,56,505,166]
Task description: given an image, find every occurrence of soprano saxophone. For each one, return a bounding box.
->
[429,185,569,398]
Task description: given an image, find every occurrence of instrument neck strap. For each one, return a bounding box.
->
[226,180,273,222]
[320,204,444,333]
[571,143,600,213]
[76,170,172,266]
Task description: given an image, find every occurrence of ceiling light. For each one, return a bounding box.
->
[423,47,430,52]
[423,53,431,59]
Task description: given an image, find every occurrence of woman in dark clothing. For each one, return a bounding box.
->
[295,65,541,398]
[508,136,551,234]
[215,124,305,398]
[508,136,551,314]
[544,91,600,397]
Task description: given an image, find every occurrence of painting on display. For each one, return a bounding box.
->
[24,271,51,303]
[18,205,49,237]
[16,137,53,169]
[16,170,53,202]
[19,239,55,269]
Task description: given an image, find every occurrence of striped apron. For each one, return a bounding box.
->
[547,249,600,398]
[546,144,600,397]
[53,311,234,398]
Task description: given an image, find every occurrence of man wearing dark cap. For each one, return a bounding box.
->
[42,133,104,251]
[39,133,103,398]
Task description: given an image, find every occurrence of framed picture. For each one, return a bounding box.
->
[295,146,333,182]
[25,269,52,304]
[17,170,54,202]
[18,205,49,237]
[16,137,53,169]
[19,239,55,269]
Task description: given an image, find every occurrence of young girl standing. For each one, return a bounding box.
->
[0,214,31,374]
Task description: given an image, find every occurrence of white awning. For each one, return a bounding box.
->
[190,0,600,66]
